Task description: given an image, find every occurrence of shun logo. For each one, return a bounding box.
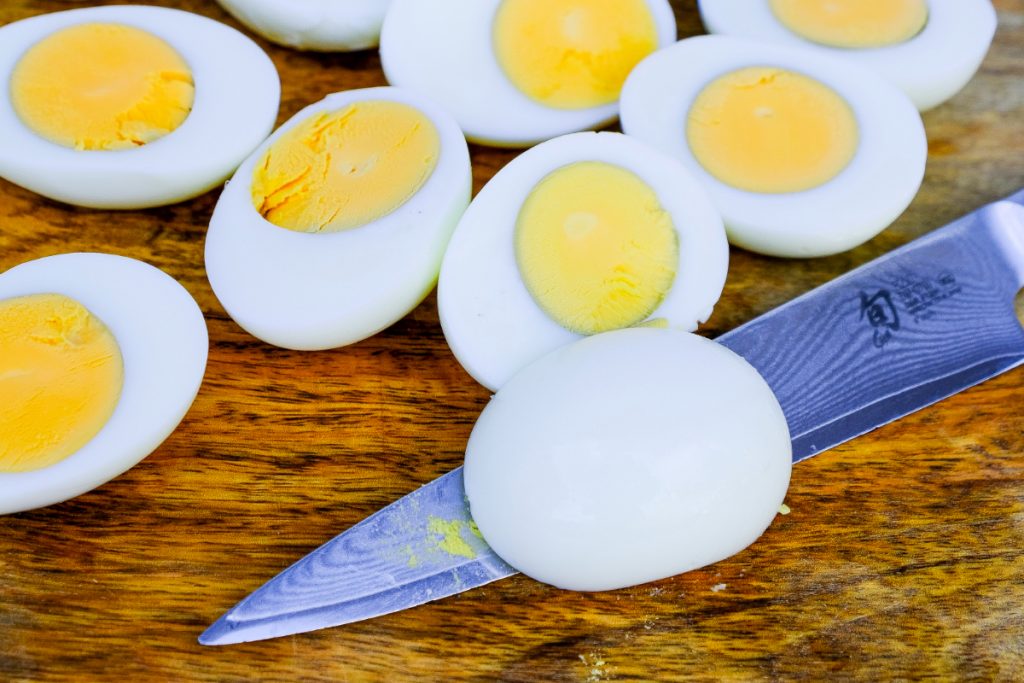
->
[858,272,962,349]
[860,290,900,348]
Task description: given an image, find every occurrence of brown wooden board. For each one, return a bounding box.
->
[2,1,1023,680]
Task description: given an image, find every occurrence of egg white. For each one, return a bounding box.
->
[205,87,471,351]
[215,0,390,51]
[380,0,677,147]
[621,35,928,258]
[0,253,208,515]
[464,327,792,591]
[697,0,998,111]
[0,5,280,209]
[439,131,728,391]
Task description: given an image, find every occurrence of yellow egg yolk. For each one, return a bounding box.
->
[0,294,124,473]
[251,101,441,233]
[493,0,660,110]
[686,66,859,194]
[10,23,195,151]
[515,161,678,335]
[769,0,928,49]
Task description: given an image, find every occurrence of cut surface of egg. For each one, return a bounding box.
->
[697,0,997,111]
[439,132,728,391]
[464,328,792,592]
[206,87,471,351]
[380,0,677,146]
[0,5,280,209]
[215,0,390,51]
[0,253,208,515]
[621,35,927,258]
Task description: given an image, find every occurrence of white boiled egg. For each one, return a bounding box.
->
[205,87,471,350]
[439,132,728,391]
[380,0,676,147]
[698,0,997,111]
[464,328,792,591]
[0,5,280,209]
[0,253,208,515]
[215,0,390,51]
[621,36,927,258]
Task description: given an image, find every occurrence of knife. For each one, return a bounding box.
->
[200,189,1024,646]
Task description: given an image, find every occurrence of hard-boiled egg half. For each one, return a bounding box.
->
[697,0,998,111]
[0,5,280,209]
[215,0,391,51]
[439,132,728,391]
[464,327,792,591]
[380,0,677,147]
[205,87,471,350]
[0,253,208,515]
[621,36,927,258]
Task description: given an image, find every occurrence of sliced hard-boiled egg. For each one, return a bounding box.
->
[697,0,998,111]
[0,253,208,515]
[380,0,677,147]
[464,327,792,591]
[205,87,471,350]
[439,132,728,391]
[0,5,280,209]
[215,0,390,51]
[621,35,927,258]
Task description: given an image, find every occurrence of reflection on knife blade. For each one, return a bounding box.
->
[201,190,1024,646]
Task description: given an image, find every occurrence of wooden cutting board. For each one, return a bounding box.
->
[2,1,1022,680]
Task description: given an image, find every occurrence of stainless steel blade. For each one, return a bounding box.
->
[200,467,515,645]
[201,191,1024,646]
[719,196,1024,462]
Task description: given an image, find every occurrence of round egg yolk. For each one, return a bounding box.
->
[769,0,928,49]
[515,161,678,335]
[10,23,195,151]
[492,0,660,110]
[0,294,124,473]
[251,101,441,233]
[686,66,859,194]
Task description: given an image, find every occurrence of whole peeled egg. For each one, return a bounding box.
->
[0,253,208,515]
[464,327,792,591]
[439,131,728,391]
[214,0,391,51]
[697,0,998,111]
[380,0,677,146]
[205,87,471,350]
[0,5,280,209]
[621,35,927,258]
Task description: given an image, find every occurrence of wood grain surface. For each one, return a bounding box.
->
[2,1,1023,680]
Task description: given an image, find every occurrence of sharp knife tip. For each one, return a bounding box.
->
[198,612,247,647]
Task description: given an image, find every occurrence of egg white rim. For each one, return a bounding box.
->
[0,5,280,208]
[205,86,472,350]
[620,35,927,258]
[696,0,998,111]
[380,0,677,147]
[215,0,388,51]
[0,253,209,515]
[438,131,728,391]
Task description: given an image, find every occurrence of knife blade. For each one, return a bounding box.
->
[201,190,1024,646]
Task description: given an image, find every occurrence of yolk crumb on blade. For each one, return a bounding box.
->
[493,0,660,109]
[11,22,194,151]
[0,294,124,472]
[426,516,479,559]
[515,161,678,335]
[251,100,441,233]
